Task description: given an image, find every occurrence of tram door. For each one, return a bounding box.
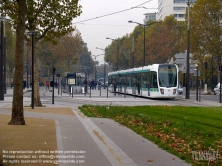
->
[132,73,141,95]
[132,74,137,95]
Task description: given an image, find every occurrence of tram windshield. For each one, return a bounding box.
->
[158,65,177,88]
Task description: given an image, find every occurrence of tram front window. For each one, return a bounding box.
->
[158,65,177,88]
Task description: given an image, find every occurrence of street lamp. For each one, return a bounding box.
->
[186,0,191,99]
[92,54,103,81]
[27,30,37,109]
[195,64,198,101]
[96,47,107,89]
[128,20,161,66]
[0,15,5,100]
[106,37,122,70]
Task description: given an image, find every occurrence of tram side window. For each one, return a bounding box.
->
[141,72,148,88]
[150,72,158,88]
[126,74,131,87]
[111,76,117,84]
[121,74,126,85]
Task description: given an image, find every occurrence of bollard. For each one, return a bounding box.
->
[90,87,91,98]
[85,85,86,96]
[72,87,73,98]
[124,85,126,98]
[61,86,62,96]
[107,86,108,98]
[100,86,101,96]
[199,87,201,102]
[134,85,136,98]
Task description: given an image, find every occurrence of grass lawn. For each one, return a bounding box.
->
[78,105,222,166]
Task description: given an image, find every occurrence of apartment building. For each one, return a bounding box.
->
[143,13,158,23]
[157,0,196,21]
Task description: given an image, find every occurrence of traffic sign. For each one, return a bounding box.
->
[182,68,195,74]
[174,53,187,59]
[194,70,200,76]
[175,59,188,64]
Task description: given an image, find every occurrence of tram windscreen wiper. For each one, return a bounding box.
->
[160,78,168,88]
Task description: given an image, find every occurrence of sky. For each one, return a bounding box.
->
[73,0,158,64]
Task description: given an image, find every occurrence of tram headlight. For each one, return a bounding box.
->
[160,88,164,94]
[173,89,177,94]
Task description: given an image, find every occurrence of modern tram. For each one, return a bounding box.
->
[108,64,179,98]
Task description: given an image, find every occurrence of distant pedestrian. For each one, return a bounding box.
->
[90,80,95,89]
[113,83,117,96]
[23,80,26,89]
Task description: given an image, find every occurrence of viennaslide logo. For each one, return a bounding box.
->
[192,147,220,165]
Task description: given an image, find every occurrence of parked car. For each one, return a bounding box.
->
[177,85,183,95]
[213,83,221,95]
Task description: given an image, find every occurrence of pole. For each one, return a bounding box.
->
[143,25,145,66]
[117,42,119,70]
[52,66,55,104]
[196,69,198,101]
[220,66,221,103]
[0,18,4,100]
[104,63,106,89]
[186,0,190,99]
[58,76,59,95]
[61,79,62,96]
[31,33,35,109]
[3,18,6,94]
[107,85,108,98]
[132,37,134,68]
[26,43,29,88]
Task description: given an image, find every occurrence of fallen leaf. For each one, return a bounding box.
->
[147,159,153,162]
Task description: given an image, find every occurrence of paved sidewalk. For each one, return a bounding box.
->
[1,87,221,166]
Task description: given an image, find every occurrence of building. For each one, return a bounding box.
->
[143,13,158,23]
[157,0,196,21]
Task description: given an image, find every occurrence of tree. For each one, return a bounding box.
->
[189,0,222,84]
[1,0,82,125]
[147,16,185,64]
[78,45,94,78]
[7,0,26,125]
[5,21,16,86]
[56,30,83,72]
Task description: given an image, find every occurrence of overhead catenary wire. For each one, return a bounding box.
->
[72,0,154,25]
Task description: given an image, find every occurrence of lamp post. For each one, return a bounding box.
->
[26,40,29,88]
[0,15,5,100]
[52,66,56,104]
[195,64,198,101]
[27,30,37,109]
[186,0,191,99]
[96,47,107,89]
[128,20,161,66]
[92,54,103,82]
[106,37,122,70]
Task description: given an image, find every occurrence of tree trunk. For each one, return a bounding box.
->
[34,58,43,107]
[8,0,26,125]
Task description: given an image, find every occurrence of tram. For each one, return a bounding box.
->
[108,64,179,98]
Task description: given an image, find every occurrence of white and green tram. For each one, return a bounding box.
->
[108,64,179,98]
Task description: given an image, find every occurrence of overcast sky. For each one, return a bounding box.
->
[73,0,158,64]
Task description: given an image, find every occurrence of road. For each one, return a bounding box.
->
[15,87,222,107]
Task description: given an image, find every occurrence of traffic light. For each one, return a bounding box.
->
[204,61,208,69]
[53,66,56,74]
[50,81,53,87]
